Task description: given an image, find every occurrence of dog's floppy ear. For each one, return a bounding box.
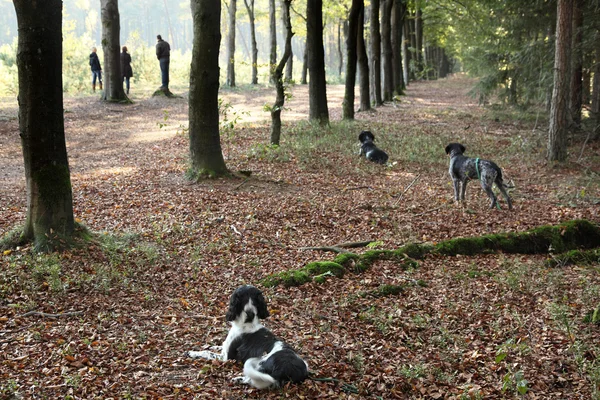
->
[445,144,451,154]
[254,290,270,319]
[359,130,374,143]
[460,144,466,153]
[226,290,243,321]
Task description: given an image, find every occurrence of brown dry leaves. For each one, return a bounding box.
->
[1,76,599,398]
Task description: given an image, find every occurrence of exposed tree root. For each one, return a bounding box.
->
[261,219,600,288]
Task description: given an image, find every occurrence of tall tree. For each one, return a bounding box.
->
[12,0,75,251]
[226,0,237,87]
[370,0,383,105]
[548,0,573,162]
[343,0,360,120]
[306,0,329,125]
[243,0,259,84]
[392,0,406,94]
[271,0,294,145]
[269,0,277,83]
[569,0,583,126]
[282,0,293,82]
[100,0,127,101]
[415,7,423,76]
[189,0,228,177]
[357,6,370,112]
[381,0,393,101]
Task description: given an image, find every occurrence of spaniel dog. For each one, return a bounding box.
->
[187,285,309,389]
[358,130,389,164]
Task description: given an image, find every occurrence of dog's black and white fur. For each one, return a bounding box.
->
[445,143,513,210]
[358,130,389,164]
[187,285,308,389]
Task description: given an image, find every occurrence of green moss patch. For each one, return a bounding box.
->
[261,261,345,287]
[544,248,600,267]
[434,220,600,256]
[360,284,406,298]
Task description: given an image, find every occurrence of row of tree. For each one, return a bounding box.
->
[7,0,600,252]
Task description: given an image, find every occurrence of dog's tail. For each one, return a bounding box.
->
[243,357,278,389]
[495,167,515,189]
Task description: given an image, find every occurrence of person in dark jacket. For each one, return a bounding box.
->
[156,34,170,90]
[89,47,102,92]
[121,46,133,94]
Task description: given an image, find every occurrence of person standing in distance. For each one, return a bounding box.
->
[156,35,170,90]
[121,46,133,95]
[89,47,102,92]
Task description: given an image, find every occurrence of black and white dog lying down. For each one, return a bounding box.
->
[358,130,389,164]
[187,285,308,389]
[445,142,513,210]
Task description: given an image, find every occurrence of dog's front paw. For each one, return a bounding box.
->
[232,375,251,385]
[209,345,223,352]
[187,350,218,359]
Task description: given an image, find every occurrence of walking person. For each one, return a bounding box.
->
[121,46,133,95]
[156,34,170,90]
[89,47,102,92]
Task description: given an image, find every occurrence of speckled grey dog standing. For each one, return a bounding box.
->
[445,143,512,210]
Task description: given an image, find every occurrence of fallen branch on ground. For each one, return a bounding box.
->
[18,310,83,319]
[392,174,421,206]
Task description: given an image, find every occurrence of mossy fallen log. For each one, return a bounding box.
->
[260,220,600,288]
[433,219,600,256]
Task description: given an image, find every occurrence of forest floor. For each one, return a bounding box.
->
[1,75,600,399]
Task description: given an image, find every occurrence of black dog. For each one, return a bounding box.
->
[187,285,308,389]
[358,131,389,164]
[445,143,512,210]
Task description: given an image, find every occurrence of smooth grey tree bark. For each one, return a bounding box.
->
[306,0,329,125]
[243,0,259,84]
[226,0,236,87]
[189,0,228,177]
[100,0,127,101]
[270,0,293,145]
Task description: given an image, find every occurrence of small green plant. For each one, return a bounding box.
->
[0,379,19,398]
[157,109,169,129]
[399,363,427,379]
[346,351,365,375]
[501,369,529,395]
[547,302,574,341]
[495,338,531,363]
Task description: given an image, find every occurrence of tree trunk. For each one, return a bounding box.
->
[306,0,329,125]
[338,21,344,78]
[381,0,393,101]
[271,0,293,145]
[548,0,573,162]
[269,0,277,84]
[357,6,370,112]
[592,33,600,124]
[569,0,583,126]
[343,0,360,120]
[370,0,383,105]
[392,0,405,95]
[226,0,236,87]
[13,0,75,252]
[100,0,127,101]
[415,7,423,76]
[301,44,308,84]
[283,0,293,82]
[403,17,411,84]
[189,0,228,177]
[244,0,258,84]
